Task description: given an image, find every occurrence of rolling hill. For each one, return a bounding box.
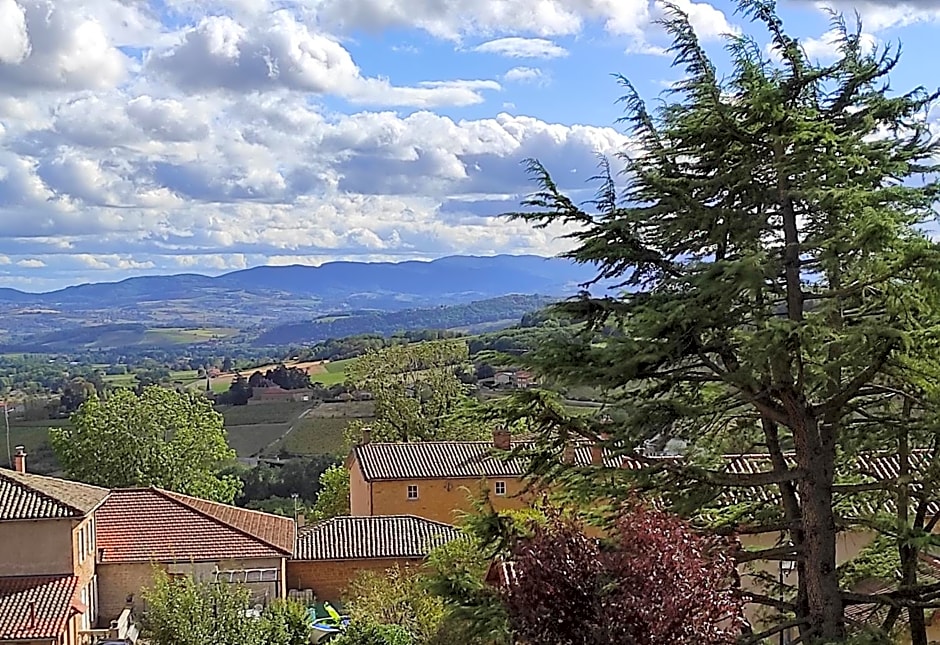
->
[0,256,601,350]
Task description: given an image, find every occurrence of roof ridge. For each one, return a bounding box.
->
[359,440,497,446]
[0,469,90,518]
[300,514,458,533]
[154,488,294,555]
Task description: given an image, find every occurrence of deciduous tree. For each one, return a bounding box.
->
[346,340,485,443]
[51,386,241,502]
[310,464,351,520]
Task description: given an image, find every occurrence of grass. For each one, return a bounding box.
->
[1,419,70,472]
[309,400,374,418]
[326,358,357,373]
[141,327,239,346]
[103,369,207,388]
[278,416,368,457]
[102,373,138,386]
[226,424,289,457]
[309,358,356,386]
[218,401,313,426]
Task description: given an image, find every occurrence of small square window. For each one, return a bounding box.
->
[495,481,507,496]
[407,485,419,500]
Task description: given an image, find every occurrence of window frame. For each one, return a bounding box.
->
[407,484,419,500]
[495,481,507,496]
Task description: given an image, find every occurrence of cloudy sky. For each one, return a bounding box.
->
[0,0,937,291]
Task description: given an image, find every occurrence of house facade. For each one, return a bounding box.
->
[0,450,109,645]
[288,515,461,602]
[347,429,604,523]
[94,488,295,620]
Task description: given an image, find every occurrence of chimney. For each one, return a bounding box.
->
[592,430,610,467]
[297,513,306,528]
[493,427,511,451]
[13,446,26,473]
[360,428,372,445]
[590,443,604,466]
[562,442,575,465]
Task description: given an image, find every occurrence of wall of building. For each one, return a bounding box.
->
[96,557,286,625]
[349,462,372,516]
[96,562,154,625]
[0,519,74,576]
[738,530,876,636]
[287,558,423,604]
[369,476,531,523]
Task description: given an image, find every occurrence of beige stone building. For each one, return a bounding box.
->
[347,429,604,522]
[288,515,460,603]
[94,488,295,620]
[0,450,108,645]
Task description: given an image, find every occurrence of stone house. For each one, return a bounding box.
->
[0,449,108,645]
[288,515,461,603]
[94,488,295,620]
[347,429,603,523]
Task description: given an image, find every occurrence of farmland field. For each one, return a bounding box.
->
[218,401,313,426]
[208,359,329,390]
[277,415,373,457]
[309,358,355,386]
[103,368,202,388]
[252,400,375,457]
[226,424,291,457]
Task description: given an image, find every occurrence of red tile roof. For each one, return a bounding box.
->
[160,489,295,554]
[0,576,79,641]
[96,488,294,564]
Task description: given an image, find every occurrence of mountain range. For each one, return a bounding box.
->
[0,255,601,349]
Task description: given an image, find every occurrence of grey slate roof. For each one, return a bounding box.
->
[0,469,109,521]
[294,515,462,560]
[353,441,604,481]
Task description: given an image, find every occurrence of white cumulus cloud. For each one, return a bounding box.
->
[473,37,569,58]
[147,11,499,107]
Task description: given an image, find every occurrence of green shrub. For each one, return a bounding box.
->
[332,621,414,645]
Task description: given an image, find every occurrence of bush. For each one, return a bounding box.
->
[332,621,414,645]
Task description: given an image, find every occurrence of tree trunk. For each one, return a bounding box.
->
[793,414,844,641]
[762,418,809,640]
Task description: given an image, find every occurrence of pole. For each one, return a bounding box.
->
[779,560,785,645]
[3,402,11,468]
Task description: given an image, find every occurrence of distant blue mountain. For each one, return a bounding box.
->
[0,255,600,307]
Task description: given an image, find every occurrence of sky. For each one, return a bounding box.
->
[0,0,938,292]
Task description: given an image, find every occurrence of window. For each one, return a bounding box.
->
[77,527,85,563]
[407,485,419,500]
[495,481,507,496]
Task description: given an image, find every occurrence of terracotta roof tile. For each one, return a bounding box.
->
[159,490,295,554]
[0,576,78,641]
[295,515,461,560]
[0,469,108,521]
[96,489,294,563]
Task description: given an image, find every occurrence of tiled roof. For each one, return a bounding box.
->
[0,469,108,521]
[354,442,938,493]
[96,488,294,563]
[294,515,461,561]
[354,441,578,481]
[160,489,295,554]
[0,576,79,641]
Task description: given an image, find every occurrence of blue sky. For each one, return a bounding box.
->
[0,0,938,292]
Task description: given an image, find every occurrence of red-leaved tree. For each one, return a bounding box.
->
[499,503,744,644]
